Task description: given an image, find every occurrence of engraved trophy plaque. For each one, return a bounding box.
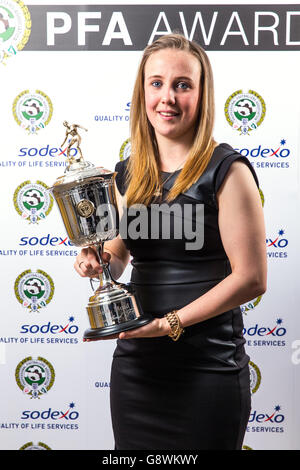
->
[49,122,152,339]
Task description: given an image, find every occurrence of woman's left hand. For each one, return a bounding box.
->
[119,317,170,339]
[83,317,171,342]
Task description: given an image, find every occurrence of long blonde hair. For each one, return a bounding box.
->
[125,33,217,206]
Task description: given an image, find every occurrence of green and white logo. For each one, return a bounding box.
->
[14,269,55,312]
[13,180,53,224]
[0,0,31,65]
[119,138,130,161]
[19,441,52,450]
[259,188,265,207]
[15,356,55,399]
[241,295,262,315]
[249,360,261,394]
[225,90,266,135]
[12,89,53,134]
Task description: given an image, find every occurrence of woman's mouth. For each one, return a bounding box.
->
[158,111,180,119]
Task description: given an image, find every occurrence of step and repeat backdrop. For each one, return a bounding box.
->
[0,0,300,451]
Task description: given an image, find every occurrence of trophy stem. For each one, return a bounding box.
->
[96,243,114,286]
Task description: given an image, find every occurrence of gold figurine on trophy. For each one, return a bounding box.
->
[61,120,88,164]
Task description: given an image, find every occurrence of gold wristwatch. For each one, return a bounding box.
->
[165,310,184,341]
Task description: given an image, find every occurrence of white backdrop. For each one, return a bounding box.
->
[0,0,300,451]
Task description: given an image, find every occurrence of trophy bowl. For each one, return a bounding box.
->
[49,122,152,339]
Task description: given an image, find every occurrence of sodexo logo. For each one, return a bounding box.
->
[13,180,53,224]
[20,316,79,341]
[15,356,55,399]
[235,139,291,170]
[267,229,288,259]
[248,405,285,433]
[18,144,78,159]
[21,402,79,422]
[267,229,288,248]
[12,89,53,134]
[19,234,73,247]
[243,318,287,347]
[0,0,31,65]
[235,139,290,160]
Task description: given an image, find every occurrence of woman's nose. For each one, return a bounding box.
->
[161,86,176,105]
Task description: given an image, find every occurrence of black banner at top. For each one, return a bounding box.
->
[25,4,300,51]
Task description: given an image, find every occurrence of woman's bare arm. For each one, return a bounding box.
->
[176,160,267,328]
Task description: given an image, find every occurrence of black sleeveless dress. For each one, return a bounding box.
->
[109,143,258,450]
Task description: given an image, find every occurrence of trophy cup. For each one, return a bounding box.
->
[49,121,152,339]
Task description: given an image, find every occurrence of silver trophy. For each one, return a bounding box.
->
[49,122,151,339]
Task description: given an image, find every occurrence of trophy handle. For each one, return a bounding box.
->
[89,277,99,292]
[89,243,115,292]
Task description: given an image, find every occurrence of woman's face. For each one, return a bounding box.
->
[144,48,201,144]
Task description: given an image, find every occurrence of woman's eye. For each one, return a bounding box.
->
[177,82,189,89]
[151,81,161,87]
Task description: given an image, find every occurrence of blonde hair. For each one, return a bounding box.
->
[125,33,217,206]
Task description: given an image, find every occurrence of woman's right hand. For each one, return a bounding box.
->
[74,247,111,278]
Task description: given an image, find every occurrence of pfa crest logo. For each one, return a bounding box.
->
[12,89,53,133]
[20,441,52,450]
[14,269,55,312]
[15,356,55,399]
[241,295,262,315]
[119,138,131,161]
[0,0,31,65]
[225,90,266,135]
[13,180,53,224]
[249,360,261,394]
[259,188,264,207]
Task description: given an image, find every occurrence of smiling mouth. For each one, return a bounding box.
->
[158,111,180,118]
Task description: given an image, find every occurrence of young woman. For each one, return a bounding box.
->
[74,34,267,450]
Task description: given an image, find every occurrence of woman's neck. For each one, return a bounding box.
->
[156,136,192,172]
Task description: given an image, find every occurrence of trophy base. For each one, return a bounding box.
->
[85,277,152,340]
[83,315,152,339]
